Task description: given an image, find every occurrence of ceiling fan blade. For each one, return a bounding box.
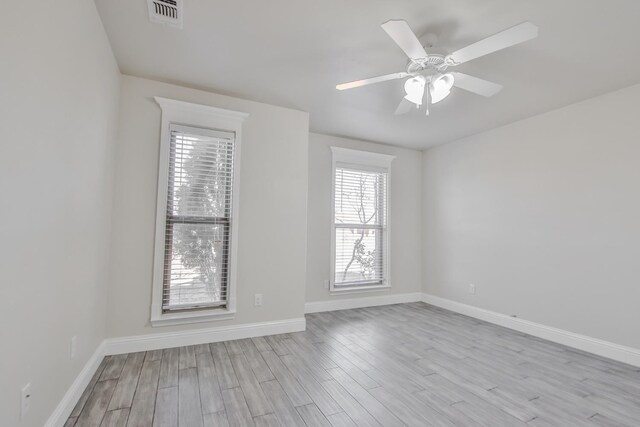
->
[394,98,414,115]
[381,20,428,60]
[336,72,409,90]
[451,72,503,97]
[447,22,538,65]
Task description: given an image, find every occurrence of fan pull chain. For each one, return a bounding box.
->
[425,83,430,116]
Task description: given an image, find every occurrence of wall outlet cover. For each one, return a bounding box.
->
[21,383,31,419]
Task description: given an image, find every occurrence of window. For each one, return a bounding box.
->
[162,125,234,311]
[330,147,394,292]
[152,98,247,326]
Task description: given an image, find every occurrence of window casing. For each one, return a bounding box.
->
[152,97,247,326]
[330,147,394,293]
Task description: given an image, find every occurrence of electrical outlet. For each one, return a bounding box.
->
[323,280,330,289]
[468,283,476,295]
[254,294,263,307]
[21,383,31,419]
[70,336,78,359]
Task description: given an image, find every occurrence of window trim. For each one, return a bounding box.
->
[151,97,248,326]
[329,147,395,294]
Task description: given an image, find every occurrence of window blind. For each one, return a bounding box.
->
[333,163,388,288]
[162,124,235,312]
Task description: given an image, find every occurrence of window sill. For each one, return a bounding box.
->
[329,284,391,296]
[150,308,236,327]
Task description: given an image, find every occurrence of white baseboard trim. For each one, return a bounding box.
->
[103,317,306,355]
[49,295,640,426]
[44,341,106,427]
[421,293,640,368]
[47,317,305,425]
[305,292,422,314]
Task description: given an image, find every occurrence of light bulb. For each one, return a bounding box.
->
[403,76,426,105]
[430,73,454,104]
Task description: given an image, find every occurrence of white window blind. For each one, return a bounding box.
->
[162,124,235,312]
[333,163,388,288]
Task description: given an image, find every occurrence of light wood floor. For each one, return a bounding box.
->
[67,302,640,426]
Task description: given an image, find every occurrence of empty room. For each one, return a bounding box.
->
[3,0,640,426]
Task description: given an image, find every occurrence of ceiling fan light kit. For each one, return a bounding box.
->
[336,20,539,116]
[404,76,426,105]
[430,73,454,104]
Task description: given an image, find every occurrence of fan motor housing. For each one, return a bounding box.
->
[407,54,448,76]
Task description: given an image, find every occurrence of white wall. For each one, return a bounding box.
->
[0,1,120,426]
[422,83,640,349]
[107,75,309,338]
[306,133,422,304]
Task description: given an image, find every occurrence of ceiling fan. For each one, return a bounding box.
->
[336,20,538,115]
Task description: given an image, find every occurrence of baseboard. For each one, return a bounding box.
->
[46,317,305,424]
[49,296,639,426]
[305,292,422,314]
[44,341,106,427]
[103,317,306,355]
[421,293,640,368]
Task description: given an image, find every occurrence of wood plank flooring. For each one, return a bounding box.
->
[66,302,640,426]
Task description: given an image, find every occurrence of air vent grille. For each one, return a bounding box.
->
[147,0,183,29]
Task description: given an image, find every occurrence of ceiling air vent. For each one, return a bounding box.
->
[147,0,183,29]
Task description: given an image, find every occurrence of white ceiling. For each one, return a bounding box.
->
[95,0,640,149]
